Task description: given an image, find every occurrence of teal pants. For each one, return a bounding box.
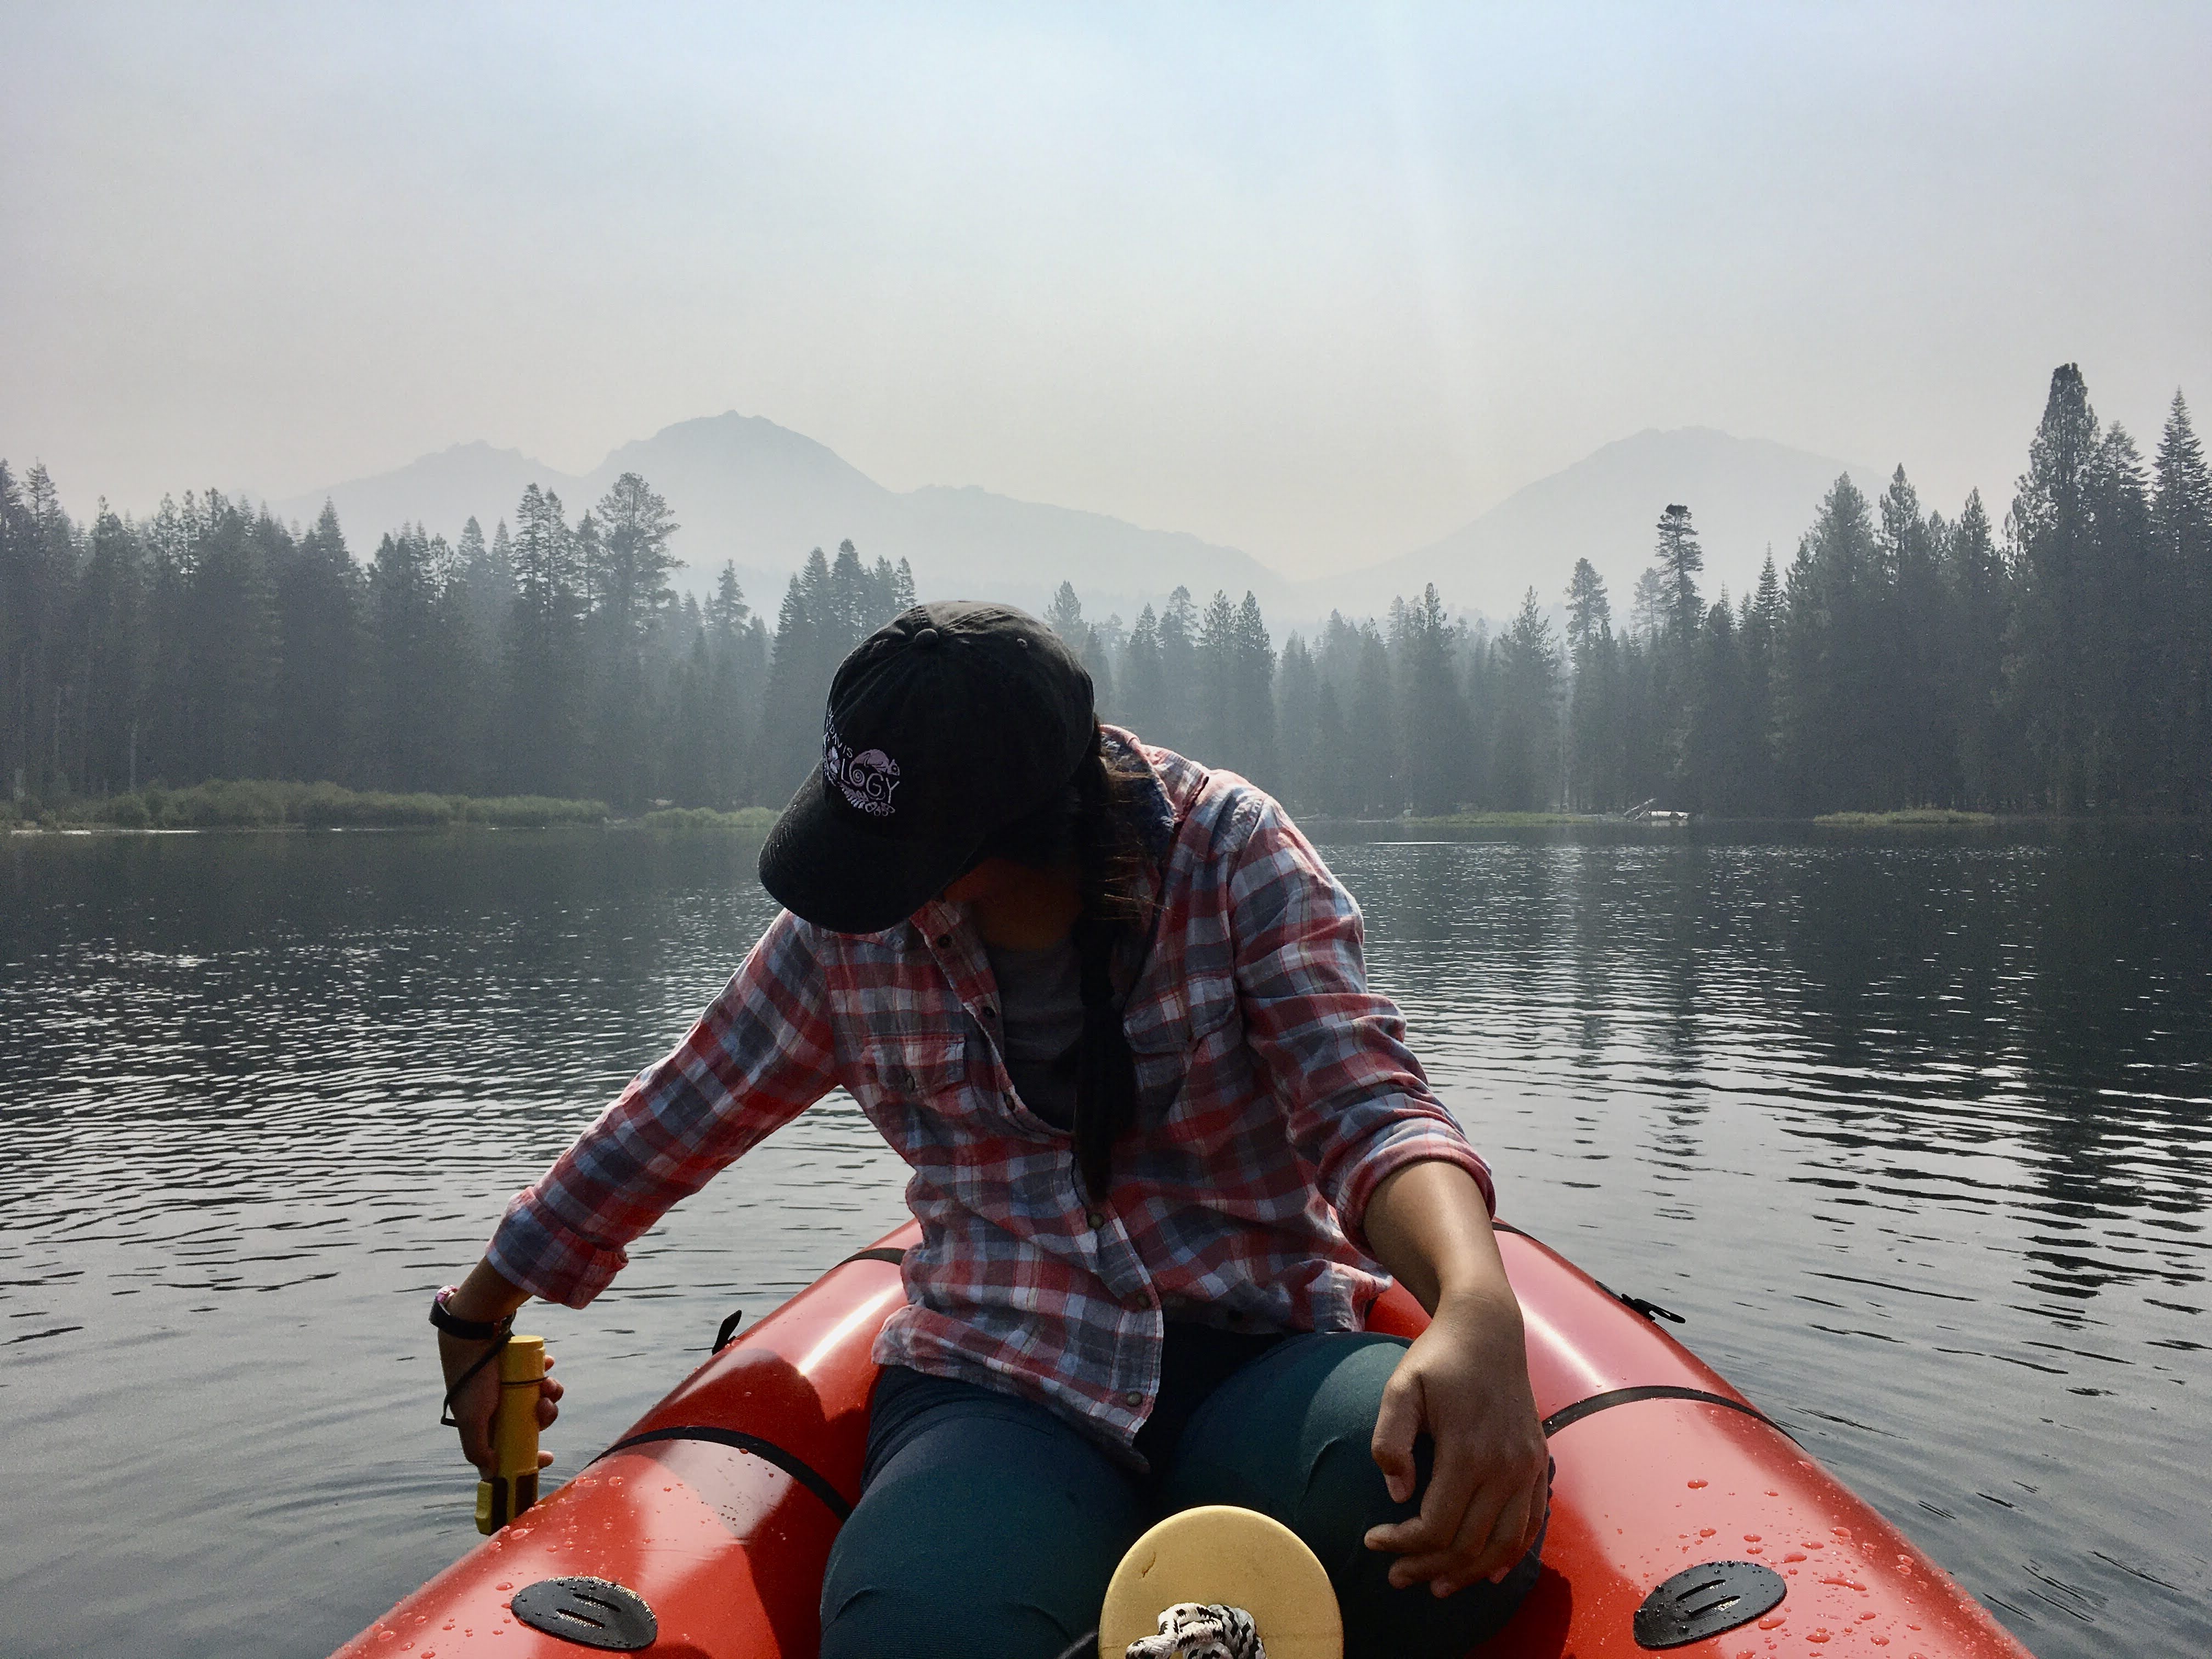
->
[819,1330,1543,1659]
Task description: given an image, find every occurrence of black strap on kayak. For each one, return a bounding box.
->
[591,1425,854,1520]
[838,1245,911,1269]
[1542,1384,1790,1441]
[711,1247,905,1352]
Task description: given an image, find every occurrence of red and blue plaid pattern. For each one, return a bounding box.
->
[487,730,1493,1452]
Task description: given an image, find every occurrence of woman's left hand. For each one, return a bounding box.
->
[1362,1286,1549,1595]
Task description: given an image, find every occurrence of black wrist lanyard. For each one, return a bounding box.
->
[439,1324,515,1426]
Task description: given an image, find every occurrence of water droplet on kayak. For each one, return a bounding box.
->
[1688,1478,1708,1488]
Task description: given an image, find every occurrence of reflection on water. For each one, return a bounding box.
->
[1,826,2205,1656]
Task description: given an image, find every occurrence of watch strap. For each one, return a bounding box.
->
[430,1285,512,1342]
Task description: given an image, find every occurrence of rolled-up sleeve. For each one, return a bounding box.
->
[1226,798,1494,1255]
[486,910,839,1307]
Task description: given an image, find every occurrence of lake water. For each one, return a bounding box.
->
[1,825,2206,1657]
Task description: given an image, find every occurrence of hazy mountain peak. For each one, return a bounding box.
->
[1296,426,1876,623]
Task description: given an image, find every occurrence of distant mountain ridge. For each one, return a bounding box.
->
[272,413,1282,621]
[1300,428,1881,625]
[273,415,1878,630]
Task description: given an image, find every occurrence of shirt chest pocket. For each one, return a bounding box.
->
[1124,973,1243,1121]
[858,1032,969,1100]
[853,1034,988,1136]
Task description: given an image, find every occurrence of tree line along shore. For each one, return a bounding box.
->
[4,363,2207,827]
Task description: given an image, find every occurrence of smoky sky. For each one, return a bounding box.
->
[3,2,2208,577]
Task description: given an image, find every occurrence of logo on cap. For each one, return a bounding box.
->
[823,721,901,816]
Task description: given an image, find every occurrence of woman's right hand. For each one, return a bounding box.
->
[436,1260,559,1473]
[440,1333,564,1473]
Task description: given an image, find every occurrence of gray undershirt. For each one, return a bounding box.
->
[983,936,1086,1131]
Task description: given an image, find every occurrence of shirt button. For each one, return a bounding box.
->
[1124,1293,1148,1311]
[1085,1210,1107,1229]
[1123,1390,1143,1408]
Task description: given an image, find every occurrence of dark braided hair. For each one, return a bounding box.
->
[974,723,1152,1199]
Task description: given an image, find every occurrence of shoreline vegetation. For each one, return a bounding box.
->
[0,782,2093,837]
[2,780,782,833]
[0,778,777,832]
[1810,808,1997,828]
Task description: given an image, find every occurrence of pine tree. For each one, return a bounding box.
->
[1196,590,1239,768]
[0,462,78,799]
[2007,364,2103,810]
[1880,467,1956,806]
[583,473,681,807]
[1655,504,1706,640]
[503,483,584,795]
[755,551,832,799]
[1790,475,1884,811]
[269,500,360,785]
[71,504,145,795]
[2152,393,2212,810]
[1397,585,1472,814]
[180,492,278,782]
[1679,598,1746,811]
[1119,605,1167,742]
[1562,559,1614,811]
[1275,634,1319,809]
[1232,592,1278,788]
[1310,678,1353,814]
[1735,553,1782,811]
[1045,580,1086,642]
[1347,623,1400,813]
[1491,589,1561,810]
[367,526,443,788]
[1156,588,1200,755]
[2087,425,2154,810]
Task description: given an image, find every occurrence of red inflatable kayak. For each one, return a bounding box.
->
[338,1222,2032,1658]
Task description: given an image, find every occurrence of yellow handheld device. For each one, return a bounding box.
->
[475,1334,545,1535]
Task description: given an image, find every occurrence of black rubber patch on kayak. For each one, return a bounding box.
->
[1541,1385,1780,1438]
[1633,1559,1786,1648]
[838,1245,911,1268]
[594,1425,854,1520]
[510,1576,658,1651]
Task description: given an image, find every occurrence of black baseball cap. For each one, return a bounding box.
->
[759,601,1096,933]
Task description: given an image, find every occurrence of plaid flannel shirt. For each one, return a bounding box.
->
[487,727,1493,1453]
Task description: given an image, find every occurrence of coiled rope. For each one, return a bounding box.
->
[1124,1603,1265,1659]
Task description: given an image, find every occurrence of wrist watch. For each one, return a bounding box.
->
[430,1284,512,1342]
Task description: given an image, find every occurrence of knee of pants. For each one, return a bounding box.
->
[820,1403,1144,1659]
[1161,1332,1543,1659]
[1160,1333,1410,1561]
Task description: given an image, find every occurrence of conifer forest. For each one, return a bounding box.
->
[4,365,2208,822]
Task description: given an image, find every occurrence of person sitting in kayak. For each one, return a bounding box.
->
[433,601,1549,1659]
